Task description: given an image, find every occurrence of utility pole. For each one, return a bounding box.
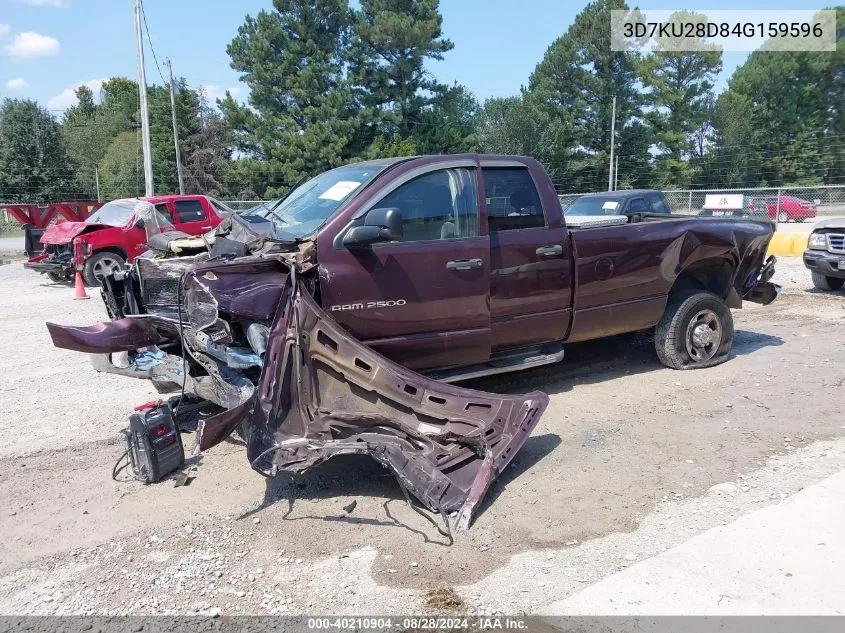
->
[165,58,185,195]
[614,155,619,191]
[608,95,617,192]
[95,167,101,202]
[133,0,154,196]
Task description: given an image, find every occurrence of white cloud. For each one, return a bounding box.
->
[47,77,106,110]
[5,77,28,90]
[3,31,61,57]
[14,0,68,7]
[202,85,241,103]
[0,24,10,38]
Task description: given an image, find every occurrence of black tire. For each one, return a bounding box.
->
[83,251,125,287]
[655,290,734,370]
[812,272,845,291]
[46,271,65,283]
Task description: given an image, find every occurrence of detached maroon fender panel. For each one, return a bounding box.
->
[47,317,175,353]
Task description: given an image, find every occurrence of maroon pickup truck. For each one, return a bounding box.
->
[46,155,778,525]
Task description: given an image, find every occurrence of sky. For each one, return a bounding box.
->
[0,0,818,115]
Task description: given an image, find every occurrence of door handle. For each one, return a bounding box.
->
[446,258,483,271]
[201,225,213,230]
[536,244,563,257]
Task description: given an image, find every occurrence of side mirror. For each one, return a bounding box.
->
[134,218,146,229]
[343,207,403,248]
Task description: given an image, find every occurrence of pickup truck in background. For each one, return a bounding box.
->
[804,217,845,291]
[25,194,229,285]
[564,189,671,221]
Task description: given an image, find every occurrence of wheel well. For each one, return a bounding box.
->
[670,260,734,300]
[91,247,127,262]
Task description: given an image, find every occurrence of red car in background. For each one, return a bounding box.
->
[751,195,818,223]
[25,195,229,285]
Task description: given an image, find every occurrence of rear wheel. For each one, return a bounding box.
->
[655,291,734,369]
[83,252,125,287]
[778,211,789,223]
[811,272,845,291]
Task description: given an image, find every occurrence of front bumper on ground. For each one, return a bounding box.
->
[23,259,68,274]
[803,249,845,280]
[744,255,781,306]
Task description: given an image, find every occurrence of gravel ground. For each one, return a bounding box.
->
[0,256,843,616]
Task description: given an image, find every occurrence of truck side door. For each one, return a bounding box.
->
[320,163,491,371]
[482,162,572,350]
[171,198,215,235]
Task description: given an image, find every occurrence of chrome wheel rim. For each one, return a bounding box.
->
[778,211,788,222]
[92,256,122,281]
[685,309,722,362]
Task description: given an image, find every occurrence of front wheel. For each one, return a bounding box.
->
[655,291,734,369]
[811,272,845,291]
[778,211,789,223]
[83,252,125,287]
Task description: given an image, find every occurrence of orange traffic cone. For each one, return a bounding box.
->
[73,270,90,300]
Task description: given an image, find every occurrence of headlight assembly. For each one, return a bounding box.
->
[808,232,827,250]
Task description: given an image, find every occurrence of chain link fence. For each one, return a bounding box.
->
[558,185,845,223]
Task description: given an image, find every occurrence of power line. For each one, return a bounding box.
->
[140,0,167,86]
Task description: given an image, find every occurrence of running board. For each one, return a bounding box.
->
[427,342,565,383]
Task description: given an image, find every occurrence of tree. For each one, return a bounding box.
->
[709,9,845,187]
[640,10,722,187]
[98,131,143,200]
[222,0,357,190]
[349,0,453,140]
[61,85,114,199]
[148,80,202,194]
[182,89,233,196]
[527,0,649,191]
[0,99,76,203]
[412,84,479,154]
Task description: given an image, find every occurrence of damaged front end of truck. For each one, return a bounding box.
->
[46,248,548,530]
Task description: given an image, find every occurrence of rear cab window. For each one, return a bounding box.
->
[647,192,670,214]
[626,198,649,214]
[482,167,545,232]
[173,199,207,223]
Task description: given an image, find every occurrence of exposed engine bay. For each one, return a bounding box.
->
[46,215,549,531]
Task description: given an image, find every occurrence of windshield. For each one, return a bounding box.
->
[86,199,140,226]
[564,196,625,216]
[266,164,384,237]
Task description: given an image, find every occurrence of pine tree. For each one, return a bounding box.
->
[640,11,721,187]
[527,0,649,191]
[349,0,453,142]
[222,0,357,189]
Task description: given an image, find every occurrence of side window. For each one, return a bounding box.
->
[154,203,172,221]
[376,168,478,243]
[627,198,648,214]
[647,193,669,214]
[483,167,545,232]
[174,199,207,223]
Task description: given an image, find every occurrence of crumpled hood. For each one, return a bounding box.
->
[40,221,110,245]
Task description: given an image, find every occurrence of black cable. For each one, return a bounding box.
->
[140,0,168,86]
[397,480,453,545]
[112,449,130,481]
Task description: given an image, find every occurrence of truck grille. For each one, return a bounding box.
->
[828,234,845,254]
